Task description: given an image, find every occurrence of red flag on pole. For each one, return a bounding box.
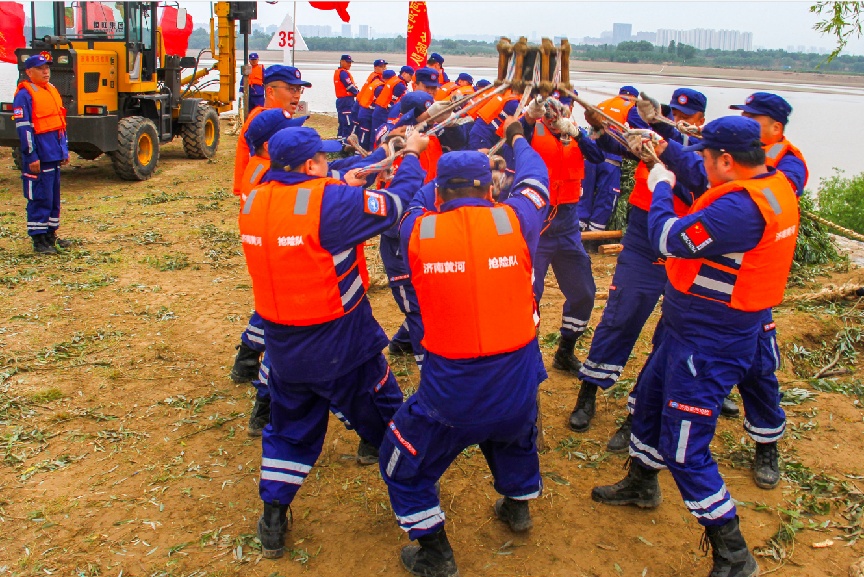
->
[160,6,194,57]
[0,2,26,64]
[309,2,351,23]
[407,2,430,70]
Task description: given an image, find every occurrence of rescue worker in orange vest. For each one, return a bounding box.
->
[469,89,522,168]
[520,92,604,377]
[240,53,266,111]
[382,118,550,577]
[592,116,799,577]
[569,88,706,440]
[239,126,428,559]
[650,92,808,490]
[434,72,473,101]
[334,54,358,141]
[230,65,311,388]
[350,58,388,147]
[13,53,70,254]
[372,65,414,139]
[426,52,450,84]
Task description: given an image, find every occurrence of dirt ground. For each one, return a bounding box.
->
[1,115,863,577]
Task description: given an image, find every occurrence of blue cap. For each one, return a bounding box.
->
[383,69,397,80]
[264,65,312,87]
[456,72,474,84]
[268,127,344,171]
[475,79,491,89]
[400,91,434,115]
[245,109,308,151]
[249,53,259,60]
[341,54,353,62]
[428,52,444,65]
[681,116,763,153]
[436,151,492,189]
[400,65,415,76]
[414,67,441,88]
[551,90,573,106]
[729,92,792,125]
[669,88,707,116]
[374,59,388,67]
[24,54,52,69]
[619,85,638,97]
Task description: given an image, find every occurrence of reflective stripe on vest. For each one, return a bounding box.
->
[233,106,267,194]
[408,205,537,358]
[333,68,355,98]
[665,170,799,311]
[17,82,66,134]
[764,138,809,193]
[240,155,270,202]
[238,177,371,325]
[357,78,384,108]
[532,120,584,205]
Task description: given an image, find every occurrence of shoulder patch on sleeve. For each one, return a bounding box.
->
[520,188,546,209]
[364,190,388,217]
[679,218,714,254]
[13,107,24,119]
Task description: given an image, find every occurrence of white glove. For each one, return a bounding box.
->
[425,100,449,120]
[553,117,581,139]
[524,97,546,121]
[636,94,660,124]
[647,164,676,192]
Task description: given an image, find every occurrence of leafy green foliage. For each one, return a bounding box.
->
[606,159,636,232]
[816,169,864,234]
[811,1,864,61]
[790,191,847,285]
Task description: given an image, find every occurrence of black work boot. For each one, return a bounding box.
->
[32,234,57,255]
[257,500,291,559]
[230,342,261,383]
[703,516,760,577]
[721,395,740,418]
[389,339,414,356]
[553,336,582,375]
[400,528,460,577]
[247,395,270,437]
[606,413,633,453]
[356,437,379,466]
[753,442,780,489]
[494,497,533,532]
[591,459,662,508]
[568,381,598,432]
[46,230,73,249]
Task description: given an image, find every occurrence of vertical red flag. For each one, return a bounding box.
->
[407,1,430,70]
[0,2,26,64]
[309,2,351,23]
[160,6,194,56]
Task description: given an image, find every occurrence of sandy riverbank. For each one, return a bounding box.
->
[246,49,864,90]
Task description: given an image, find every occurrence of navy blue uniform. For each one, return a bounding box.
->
[335,69,358,140]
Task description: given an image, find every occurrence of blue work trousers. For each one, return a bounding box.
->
[739,313,787,443]
[580,160,621,231]
[241,311,267,353]
[381,395,541,540]
[22,162,61,236]
[336,96,355,140]
[380,233,426,368]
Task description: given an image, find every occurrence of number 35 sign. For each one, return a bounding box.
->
[267,13,308,53]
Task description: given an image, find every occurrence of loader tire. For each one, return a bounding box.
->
[182,103,219,159]
[110,116,159,181]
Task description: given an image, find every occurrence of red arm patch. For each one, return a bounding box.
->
[12,107,24,119]
[679,219,714,253]
[364,190,388,217]
[520,188,546,209]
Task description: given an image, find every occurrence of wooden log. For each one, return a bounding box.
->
[599,243,623,255]
[581,230,623,240]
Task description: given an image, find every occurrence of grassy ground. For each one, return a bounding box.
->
[0,116,863,576]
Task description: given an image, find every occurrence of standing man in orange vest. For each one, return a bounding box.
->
[350,58,388,148]
[241,52,266,111]
[592,117,799,577]
[238,126,429,559]
[333,54,358,141]
[13,53,70,254]
[521,93,604,377]
[381,119,550,577]
[371,65,413,139]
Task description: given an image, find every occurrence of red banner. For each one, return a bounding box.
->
[309,2,350,23]
[0,2,26,64]
[407,1,430,70]
[160,6,194,57]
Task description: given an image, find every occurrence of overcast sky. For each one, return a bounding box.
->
[182,1,864,56]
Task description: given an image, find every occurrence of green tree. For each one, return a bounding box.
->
[817,169,864,234]
[811,1,863,60]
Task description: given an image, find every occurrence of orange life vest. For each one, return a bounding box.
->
[249,63,264,86]
[666,170,799,312]
[477,90,519,124]
[531,120,584,205]
[233,106,267,195]
[239,155,269,204]
[420,136,443,184]
[333,67,356,98]
[434,81,458,101]
[597,95,636,126]
[764,138,809,192]
[374,75,404,108]
[628,161,691,216]
[239,177,370,325]
[16,81,66,134]
[407,204,537,358]
[357,78,384,108]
